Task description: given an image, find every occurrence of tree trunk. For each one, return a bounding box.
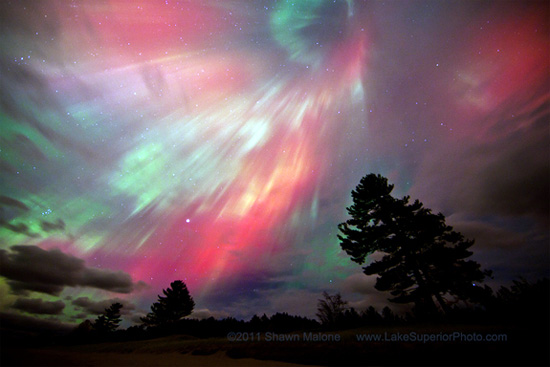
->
[416,263,452,315]
[412,268,439,315]
[433,291,451,314]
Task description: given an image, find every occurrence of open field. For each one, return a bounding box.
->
[2,348,314,367]
[2,324,548,366]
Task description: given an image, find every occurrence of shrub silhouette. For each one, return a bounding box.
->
[316,291,348,329]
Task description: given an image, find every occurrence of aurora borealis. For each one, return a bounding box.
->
[0,0,548,328]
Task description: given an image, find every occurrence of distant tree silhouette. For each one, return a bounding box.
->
[491,277,549,325]
[268,312,319,333]
[93,302,123,332]
[340,307,361,329]
[72,319,94,337]
[316,291,348,328]
[141,280,195,328]
[338,173,491,316]
[381,306,399,324]
[249,314,266,331]
[361,306,383,325]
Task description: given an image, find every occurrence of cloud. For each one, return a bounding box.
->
[0,311,75,336]
[409,63,550,227]
[0,195,29,211]
[12,298,65,315]
[128,313,147,325]
[473,117,549,225]
[449,215,528,250]
[0,245,139,296]
[339,272,412,314]
[7,280,64,296]
[0,195,66,238]
[40,219,66,232]
[341,272,378,296]
[72,296,135,315]
[0,222,39,238]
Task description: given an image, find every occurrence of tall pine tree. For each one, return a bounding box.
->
[141,280,195,328]
[338,173,491,316]
[93,302,123,332]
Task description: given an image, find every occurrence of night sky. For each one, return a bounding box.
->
[0,0,548,329]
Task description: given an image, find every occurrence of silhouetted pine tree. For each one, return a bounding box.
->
[361,306,383,325]
[141,280,195,328]
[338,173,492,316]
[381,306,398,324]
[93,303,123,332]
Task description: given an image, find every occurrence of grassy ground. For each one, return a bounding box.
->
[2,323,547,366]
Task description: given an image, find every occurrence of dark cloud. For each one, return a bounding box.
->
[12,133,48,162]
[7,280,65,296]
[0,245,138,295]
[449,216,528,250]
[79,268,136,294]
[341,272,378,296]
[475,117,550,226]
[0,192,69,244]
[72,296,135,315]
[0,221,39,237]
[0,195,29,211]
[40,219,66,232]
[73,312,89,320]
[405,88,549,287]
[128,313,148,325]
[0,312,74,336]
[0,195,66,238]
[409,59,550,228]
[12,298,65,315]
[340,272,412,314]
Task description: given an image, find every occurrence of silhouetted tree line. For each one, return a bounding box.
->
[134,312,321,339]
[314,291,402,330]
[68,274,548,346]
[68,173,547,344]
[315,291,404,330]
[314,277,549,329]
[443,277,549,326]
